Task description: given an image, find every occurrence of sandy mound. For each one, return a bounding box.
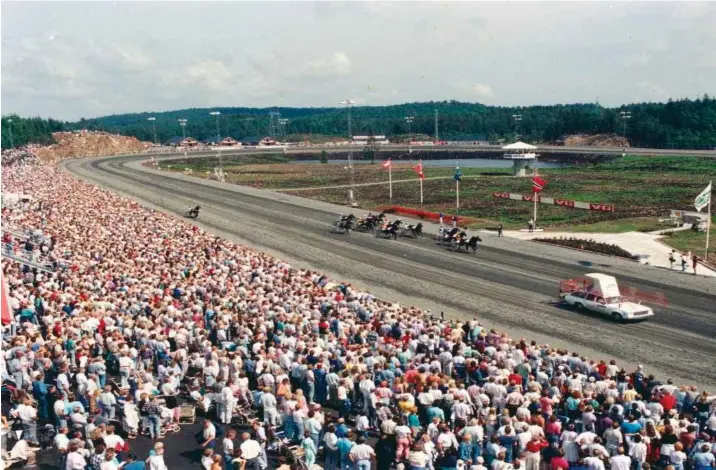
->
[33,130,152,162]
[563,134,630,147]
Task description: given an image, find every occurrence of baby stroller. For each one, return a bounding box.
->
[267,425,309,470]
[231,400,258,426]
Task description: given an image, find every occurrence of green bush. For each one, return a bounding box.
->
[535,237,638,260]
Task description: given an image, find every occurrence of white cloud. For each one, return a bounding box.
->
[1,2,714,120]
[472,83,495,99]
[306,52,352,77]
[186,60,233,92]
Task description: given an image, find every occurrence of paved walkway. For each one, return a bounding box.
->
[502,229,716,277]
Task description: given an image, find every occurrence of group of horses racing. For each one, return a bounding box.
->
[331,213,482,253]
[331,213,423,239]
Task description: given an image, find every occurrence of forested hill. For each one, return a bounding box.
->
[3,97,716,150]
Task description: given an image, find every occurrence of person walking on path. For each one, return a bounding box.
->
[669,250,676,270]
[498,223,504,237]
[692,255,699,275]
[681,255,688,272]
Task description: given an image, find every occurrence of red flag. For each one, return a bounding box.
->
[532,175,547,193]
[415,161,425,180]
[381,158,391,169]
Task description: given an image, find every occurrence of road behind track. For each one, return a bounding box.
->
[64,155,716,389]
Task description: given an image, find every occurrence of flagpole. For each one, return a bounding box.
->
[389,163,393,204]
[420,177,424,207]
[706,180,712,261]
[456,180,460,214]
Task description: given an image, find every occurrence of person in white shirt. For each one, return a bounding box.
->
[98,386,117,420]
[584,449,606,470]
[54,427,70,452]
[349,436,375,470]
[239,432,262,470]
[146,442,167,470]
[628,435,648,470]
[118,352,133,389]
[609,447,632,470]
[65,442,87,470]
[12,399,38,442]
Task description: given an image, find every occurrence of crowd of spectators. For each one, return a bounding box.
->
[1,161,715,470]
[1,146,40,167]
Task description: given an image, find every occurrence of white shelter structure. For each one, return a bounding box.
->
[502,141,538,177]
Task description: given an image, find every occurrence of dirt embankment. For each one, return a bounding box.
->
[563,134,630,147]
[33,130,152,162]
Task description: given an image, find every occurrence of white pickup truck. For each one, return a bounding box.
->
[559,273,656,322]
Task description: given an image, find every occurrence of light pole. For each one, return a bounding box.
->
[339,99,357,206]
[6,118,14,149]
[512,114,522,139]
[620,111,632,138]
[178,119,188,140]
[210,111,221,143]
[278,118,289,142]
[147,117,157,145]
[404,116,414,142]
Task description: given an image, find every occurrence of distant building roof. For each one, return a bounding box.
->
[165,136,184,145]
[502,141,537,150]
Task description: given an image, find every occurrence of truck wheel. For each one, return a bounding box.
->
[611,312,622,322]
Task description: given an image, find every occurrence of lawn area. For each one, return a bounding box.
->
[660,225,716,265]
[161,154,716,231]
[544,217,670,233]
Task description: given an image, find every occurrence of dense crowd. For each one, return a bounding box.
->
[1,146,40,167]
[2,162,715,470]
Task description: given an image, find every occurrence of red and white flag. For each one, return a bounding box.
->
[532,174,547,193]
[381,158,391,169]
[415,161,425,179]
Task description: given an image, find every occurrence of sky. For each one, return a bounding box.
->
[1,1,715,121]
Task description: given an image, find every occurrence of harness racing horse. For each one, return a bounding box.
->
[437,227,460,245]
[450,235,483,253]
[375,219,402,239]
[401,223,423,238]
[355,212,386,232]
[331,214,356,234]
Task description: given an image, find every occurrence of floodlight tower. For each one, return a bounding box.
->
[6,118,15,149]
[147,117,157,145]
[339,99,357,206]
[178,119,188,140]
[512,114,523,138]
[620,111,632,138]
[209,111,221,142]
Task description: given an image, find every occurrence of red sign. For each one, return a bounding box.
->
[589,203,615,212]
[522,195,540,202]
[493,192,510,199]
[555,199,575,208]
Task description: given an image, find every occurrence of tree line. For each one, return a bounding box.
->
[3,96,716,150]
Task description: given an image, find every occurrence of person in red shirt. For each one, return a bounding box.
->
[660,393,677,411]
[509,370,523,387]
[550,448,569,470]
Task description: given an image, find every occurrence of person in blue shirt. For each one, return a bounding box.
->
[498,428,517,463]
[32,376,49,420]
[458,434,473,463]
[621,416,642,435]
[122,452,145,470]
[426,404,445,423]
